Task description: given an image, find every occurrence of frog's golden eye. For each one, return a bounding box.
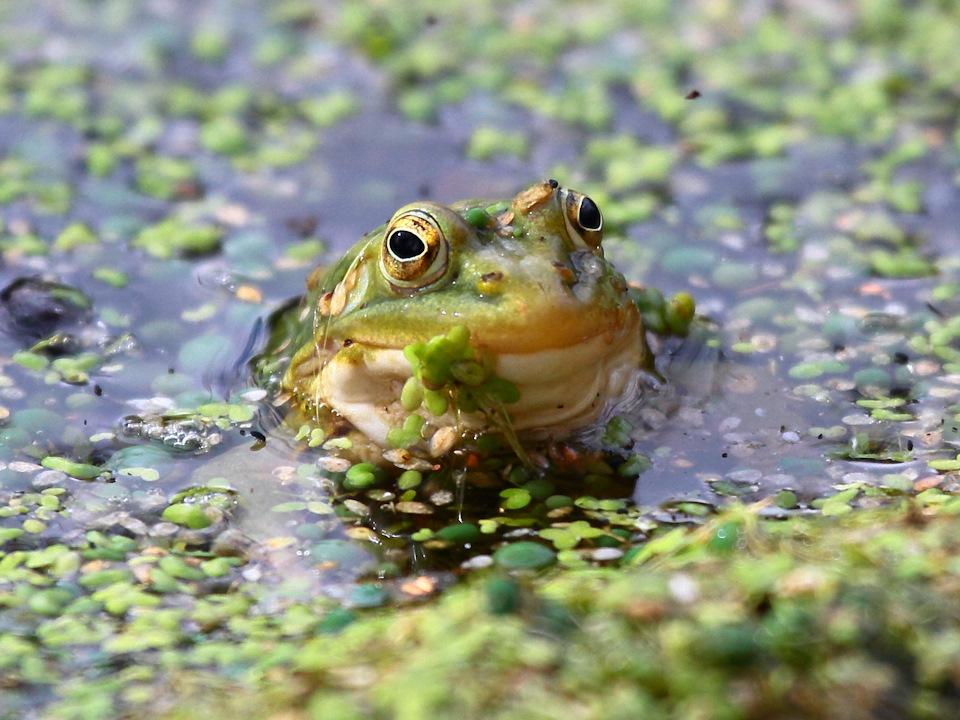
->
[561,190,603,250]
[379,210,449,289]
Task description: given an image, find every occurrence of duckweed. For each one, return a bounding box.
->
[493,541,556,569]
[630,287,696,336]
[161,503,213,529]
[499,488,531,510]
[390,326,521,451]
[40,457,102,480]
[464,207,492,229]
[344,462,380,490]
[133,220,223,259]
[6,0,960,716]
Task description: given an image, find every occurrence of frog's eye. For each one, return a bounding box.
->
[380,210,449,288]
[561,190,603,250]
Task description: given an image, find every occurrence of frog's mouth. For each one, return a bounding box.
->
[304,310,645,454]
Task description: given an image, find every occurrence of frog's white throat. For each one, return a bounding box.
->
[309,316,645,455]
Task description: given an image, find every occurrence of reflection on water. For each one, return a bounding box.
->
[0,131,951,607]
[3,0,960,714]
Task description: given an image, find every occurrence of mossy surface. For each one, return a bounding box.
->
[3,0,960,717]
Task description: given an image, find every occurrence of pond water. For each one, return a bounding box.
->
[3,0,960,716]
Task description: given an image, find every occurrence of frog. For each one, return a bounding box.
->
[256,180,649,462]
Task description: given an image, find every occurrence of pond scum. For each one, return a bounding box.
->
[5,0,960,717]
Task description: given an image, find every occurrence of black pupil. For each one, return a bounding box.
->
[578,197,602,230]
[389,229,426,260]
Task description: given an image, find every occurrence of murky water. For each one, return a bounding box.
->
[3,0,960,716]
[0,0,954,591]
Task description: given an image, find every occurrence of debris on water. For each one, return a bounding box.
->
[0,277,92,341]
[122,414,223,452]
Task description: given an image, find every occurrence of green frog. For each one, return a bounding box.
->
[257,180,649,462]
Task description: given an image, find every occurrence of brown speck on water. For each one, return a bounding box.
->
[285,215,318,237]
[174,180,204,200]
[236,285,262,303]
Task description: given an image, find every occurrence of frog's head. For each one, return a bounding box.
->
[284,180,644,453]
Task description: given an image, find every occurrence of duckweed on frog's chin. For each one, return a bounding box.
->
[258,180,674,461]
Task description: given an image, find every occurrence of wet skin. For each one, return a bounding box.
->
[266,180,645,458]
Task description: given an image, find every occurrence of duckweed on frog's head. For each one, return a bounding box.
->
[268,181,646,455]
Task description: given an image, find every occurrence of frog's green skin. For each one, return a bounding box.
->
[268,181,645,458]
